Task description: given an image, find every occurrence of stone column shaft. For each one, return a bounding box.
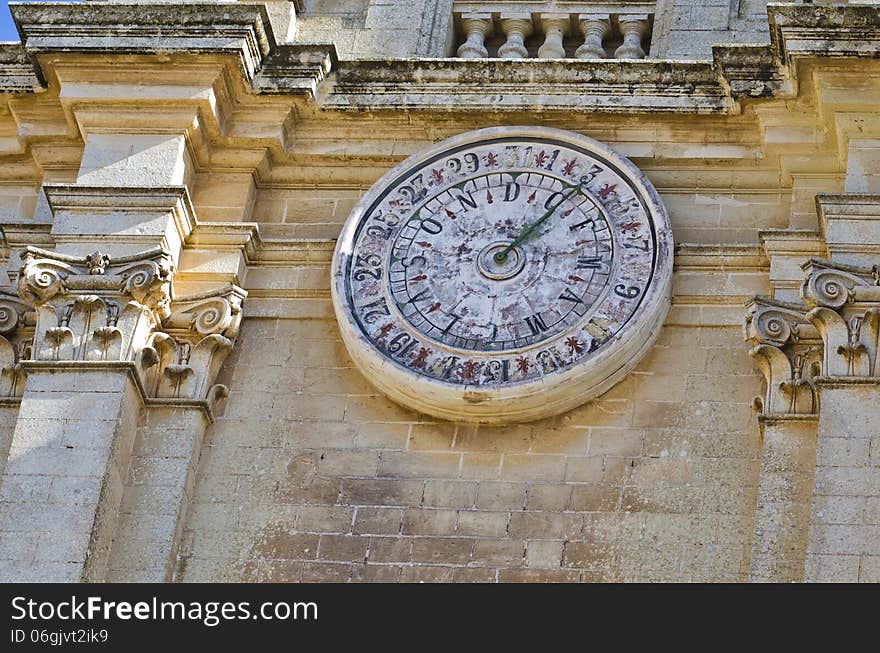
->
[750,417,818,582]
[109,405,211,582]
[0,365,143,582]
[804,381,880,582]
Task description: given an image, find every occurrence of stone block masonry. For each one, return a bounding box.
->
[2,1,880,583]
[178,320,761,583]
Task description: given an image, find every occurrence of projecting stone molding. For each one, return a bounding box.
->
[452,3,653,59]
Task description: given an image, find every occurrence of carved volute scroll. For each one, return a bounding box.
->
[139,285,246,407]
[801,258,880,379]
[744,296,822,416]
[0,290,34,398]
[15,246,174,363]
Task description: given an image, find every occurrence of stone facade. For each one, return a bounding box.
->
[0,0,878,583]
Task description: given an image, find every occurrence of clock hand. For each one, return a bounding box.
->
[494,180,586,263]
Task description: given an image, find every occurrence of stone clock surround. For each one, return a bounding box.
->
[332,127,673,424]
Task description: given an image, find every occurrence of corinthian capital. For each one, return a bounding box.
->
[139,285,247,409]
[16,246,175,363]
[17,246,174,318]
[744,296,822,416]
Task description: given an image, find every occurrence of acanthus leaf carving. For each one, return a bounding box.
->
[16,246,174,363]
[0,289,35,394]
[744,296,822,417]
[138,285,246,403]
[800,258,880,379]
[807,305,880,378]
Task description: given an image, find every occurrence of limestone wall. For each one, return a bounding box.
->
[1,1,879,583]
[178,319,762,582]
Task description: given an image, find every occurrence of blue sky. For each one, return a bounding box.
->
[1,1,82,42]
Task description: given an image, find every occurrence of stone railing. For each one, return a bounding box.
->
[452,2,654,59]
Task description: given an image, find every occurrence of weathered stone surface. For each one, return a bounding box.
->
[0,1,878,584]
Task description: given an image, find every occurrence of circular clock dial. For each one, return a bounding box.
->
[332,127,672,423]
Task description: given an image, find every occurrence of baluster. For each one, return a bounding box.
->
[614,15,648,59]
[537,13,569,59]
[575,14,610,60]
[498,14,533,59]
[457,13,493,59]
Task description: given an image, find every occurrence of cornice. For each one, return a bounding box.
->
[768,2,880,61]
[0,43,43,93]
[0,3,878,113]
[322,58,733,114]
[4,2,335,98]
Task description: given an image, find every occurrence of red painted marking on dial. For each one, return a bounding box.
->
[416,241,432,248]
[597,184,618,199]
[569,275,586,283]
[427,302,442,314]
[566,336,584,354]
[410,275,427,282]
[412,347,432,368]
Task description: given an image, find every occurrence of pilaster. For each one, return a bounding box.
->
[745,194,880,583]
[0,72,250,580]
[744,296,820,582]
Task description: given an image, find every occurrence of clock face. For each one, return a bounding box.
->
[332,127,672,423]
